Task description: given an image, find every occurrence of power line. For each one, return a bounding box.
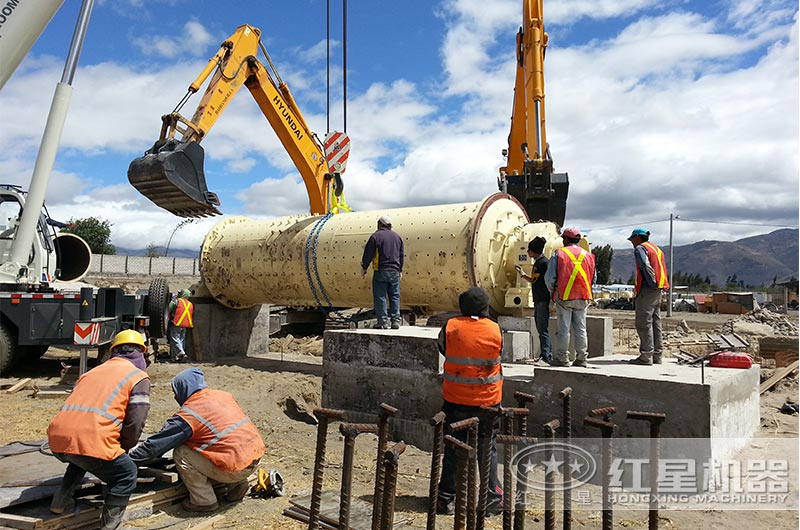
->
[587,218,670,232]
[678,218,799,228]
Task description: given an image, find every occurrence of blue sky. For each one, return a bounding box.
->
[1,0,797,251]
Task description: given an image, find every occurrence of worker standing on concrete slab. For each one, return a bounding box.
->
[129,368,265,512]
[544,227,596,367]
[516,236,553,365]
[627,227,670,365]
[435,287,504,515]
[361,215,405,329]
[47,330,151,530]
[168,289,194,362]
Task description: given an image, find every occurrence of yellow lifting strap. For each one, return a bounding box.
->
[329,192,352,214]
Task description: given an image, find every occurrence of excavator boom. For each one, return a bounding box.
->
[128,24,337,218]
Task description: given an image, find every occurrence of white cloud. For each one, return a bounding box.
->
[131,20,215,59]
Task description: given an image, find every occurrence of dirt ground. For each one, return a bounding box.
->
[0,301,797,530]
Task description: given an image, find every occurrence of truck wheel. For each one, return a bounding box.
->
[0,324,18,376]
[147,277,170,338]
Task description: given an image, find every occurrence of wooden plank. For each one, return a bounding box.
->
[760,361,800,394]
[0,513,39,530]
[31,391,70,400]
[289,491,411,529]
[136,467,180,484]
[1,379,32,395]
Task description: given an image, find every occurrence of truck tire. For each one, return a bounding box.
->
[147,277,170,338]
[0,324,18,376]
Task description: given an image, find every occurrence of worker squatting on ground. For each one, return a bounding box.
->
[544,227,596,367]
[129,368,266,512]
[516,237,552,365]
[627,227,670,365]
[47,330,151,530]
[435,287,504,515]
[168,289,194,362]
[361,215,405,329]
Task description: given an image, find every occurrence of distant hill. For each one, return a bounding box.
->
[115,246,199,259]
[609,228,798,288]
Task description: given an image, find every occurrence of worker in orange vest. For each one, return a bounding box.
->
[47,330,151,530]
[168,289,194,362]
[627,227,670,365]
[544,227,596,367]
[435,287,503,516]
[129,368,266,512]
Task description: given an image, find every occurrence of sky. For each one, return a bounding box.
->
[1,0,797,253]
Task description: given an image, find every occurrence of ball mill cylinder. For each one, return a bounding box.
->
[200,193,561,314]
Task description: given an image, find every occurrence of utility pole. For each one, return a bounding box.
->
[667,214,676,317]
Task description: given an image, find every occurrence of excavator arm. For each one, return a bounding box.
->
[128,24,340,217]
[499,0,568,226]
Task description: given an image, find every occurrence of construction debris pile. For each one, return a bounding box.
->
[724,308,799,337]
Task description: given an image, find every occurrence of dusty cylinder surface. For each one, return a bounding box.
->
[200,193,559,314]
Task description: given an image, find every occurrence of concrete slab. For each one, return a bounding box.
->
[322,328,760,463]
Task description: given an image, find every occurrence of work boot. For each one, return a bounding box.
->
[571,358,588,368]
[372,322,388,330]
[390,321,400,329]
[549,357,570,367]
[436,497,455,515]
[181,498,219,512]
[628,356,653,366]
[653,353,663,364]
[100,494,128,530]
[223,480,250,503]
[50,466,85,514]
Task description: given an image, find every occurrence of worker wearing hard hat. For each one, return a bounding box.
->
[168,289,194,362]
[129,368,265,512]
[627,228,670,365]
[360,215,405,329]
[47,330,151,530]
[436,287,504,515]
[544,227,596,367]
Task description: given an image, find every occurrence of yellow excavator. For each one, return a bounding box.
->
[128,24,348,218]
[499,0,568,226]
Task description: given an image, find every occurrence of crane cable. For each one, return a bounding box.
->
[326,0,347,134]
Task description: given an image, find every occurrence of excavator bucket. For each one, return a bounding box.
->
[128,140,221,218]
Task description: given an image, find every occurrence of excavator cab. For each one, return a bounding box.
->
[128,138,221,218]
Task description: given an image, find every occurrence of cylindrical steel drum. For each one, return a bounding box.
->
[200,193,560,314]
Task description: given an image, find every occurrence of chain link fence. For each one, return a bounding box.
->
[88,254,200,276]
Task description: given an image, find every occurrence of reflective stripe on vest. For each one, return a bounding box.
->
[47,357,147,460]
[442,317,503,407]
[635,242,670,295]
[173,298,194,328]
[176,388,266,472]
[556,246,593,301]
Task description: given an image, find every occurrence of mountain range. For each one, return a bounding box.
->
[608,228,798,287]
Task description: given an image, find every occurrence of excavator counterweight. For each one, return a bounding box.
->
[128,139,220,218]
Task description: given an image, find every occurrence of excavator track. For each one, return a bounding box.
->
[128,139,221,218]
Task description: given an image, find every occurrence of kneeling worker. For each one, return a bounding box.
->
[129,368,265,512]
[47,330,151,530]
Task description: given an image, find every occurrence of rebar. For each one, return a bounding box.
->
[449,417,480,530]
[379,442,407,530]
[501,408,527,530]
[372,403,399,530]
[445,435,475,530]
[588,406,616,422]
[584,417,616,530]
[477,406,503,530]
[513,392,535,436]
[427,411,447,530]
[559,387,572,530]
[543,420,560,530]
[309,408,347,530]
[627,411,666,530]
[339,423,379,530]
[496,435,537,530]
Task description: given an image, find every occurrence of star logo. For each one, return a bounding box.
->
[542,454,564,475]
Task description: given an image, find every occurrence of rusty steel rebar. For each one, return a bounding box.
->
[513,392,535,437]
[309,408,347,530]
[584,417,616,530]
[589,406,616,423]
[449,417,480,530]
[543,420,560,530]
[427,411,447,530]
[379,441,407,530]
[496,435,537,530]
[445,435,475,530]
[559,387,573,530]
[627,411,667,530]
[372,403,399,530]
[500,408,528,530]
[477,406,503,530]
[340,423,380,530]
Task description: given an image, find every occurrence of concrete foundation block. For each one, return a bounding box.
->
[502,330,531,362]
[190,298,262,360]
[548,315,612,359]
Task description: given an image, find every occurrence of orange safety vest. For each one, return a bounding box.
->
[634,241,670,296]
[47,357,148,461]
[442,317,503,407]
[554,245,595,301]
[173,298,194,328]
[176,388,266,472]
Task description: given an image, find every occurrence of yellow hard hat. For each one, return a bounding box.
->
[111,330,146,351]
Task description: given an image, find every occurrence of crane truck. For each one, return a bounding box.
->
[0,0,170,375]
[499,0,569,227]
[128,24,349,218]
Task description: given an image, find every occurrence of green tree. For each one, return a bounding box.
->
[146,242,162,258]
[591,244,614,285]
[61,217,116,254]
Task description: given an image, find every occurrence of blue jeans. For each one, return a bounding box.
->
[169,325,187,360]
[53,452,138,499]
[534,301,552,361]
[372,269,401,324]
